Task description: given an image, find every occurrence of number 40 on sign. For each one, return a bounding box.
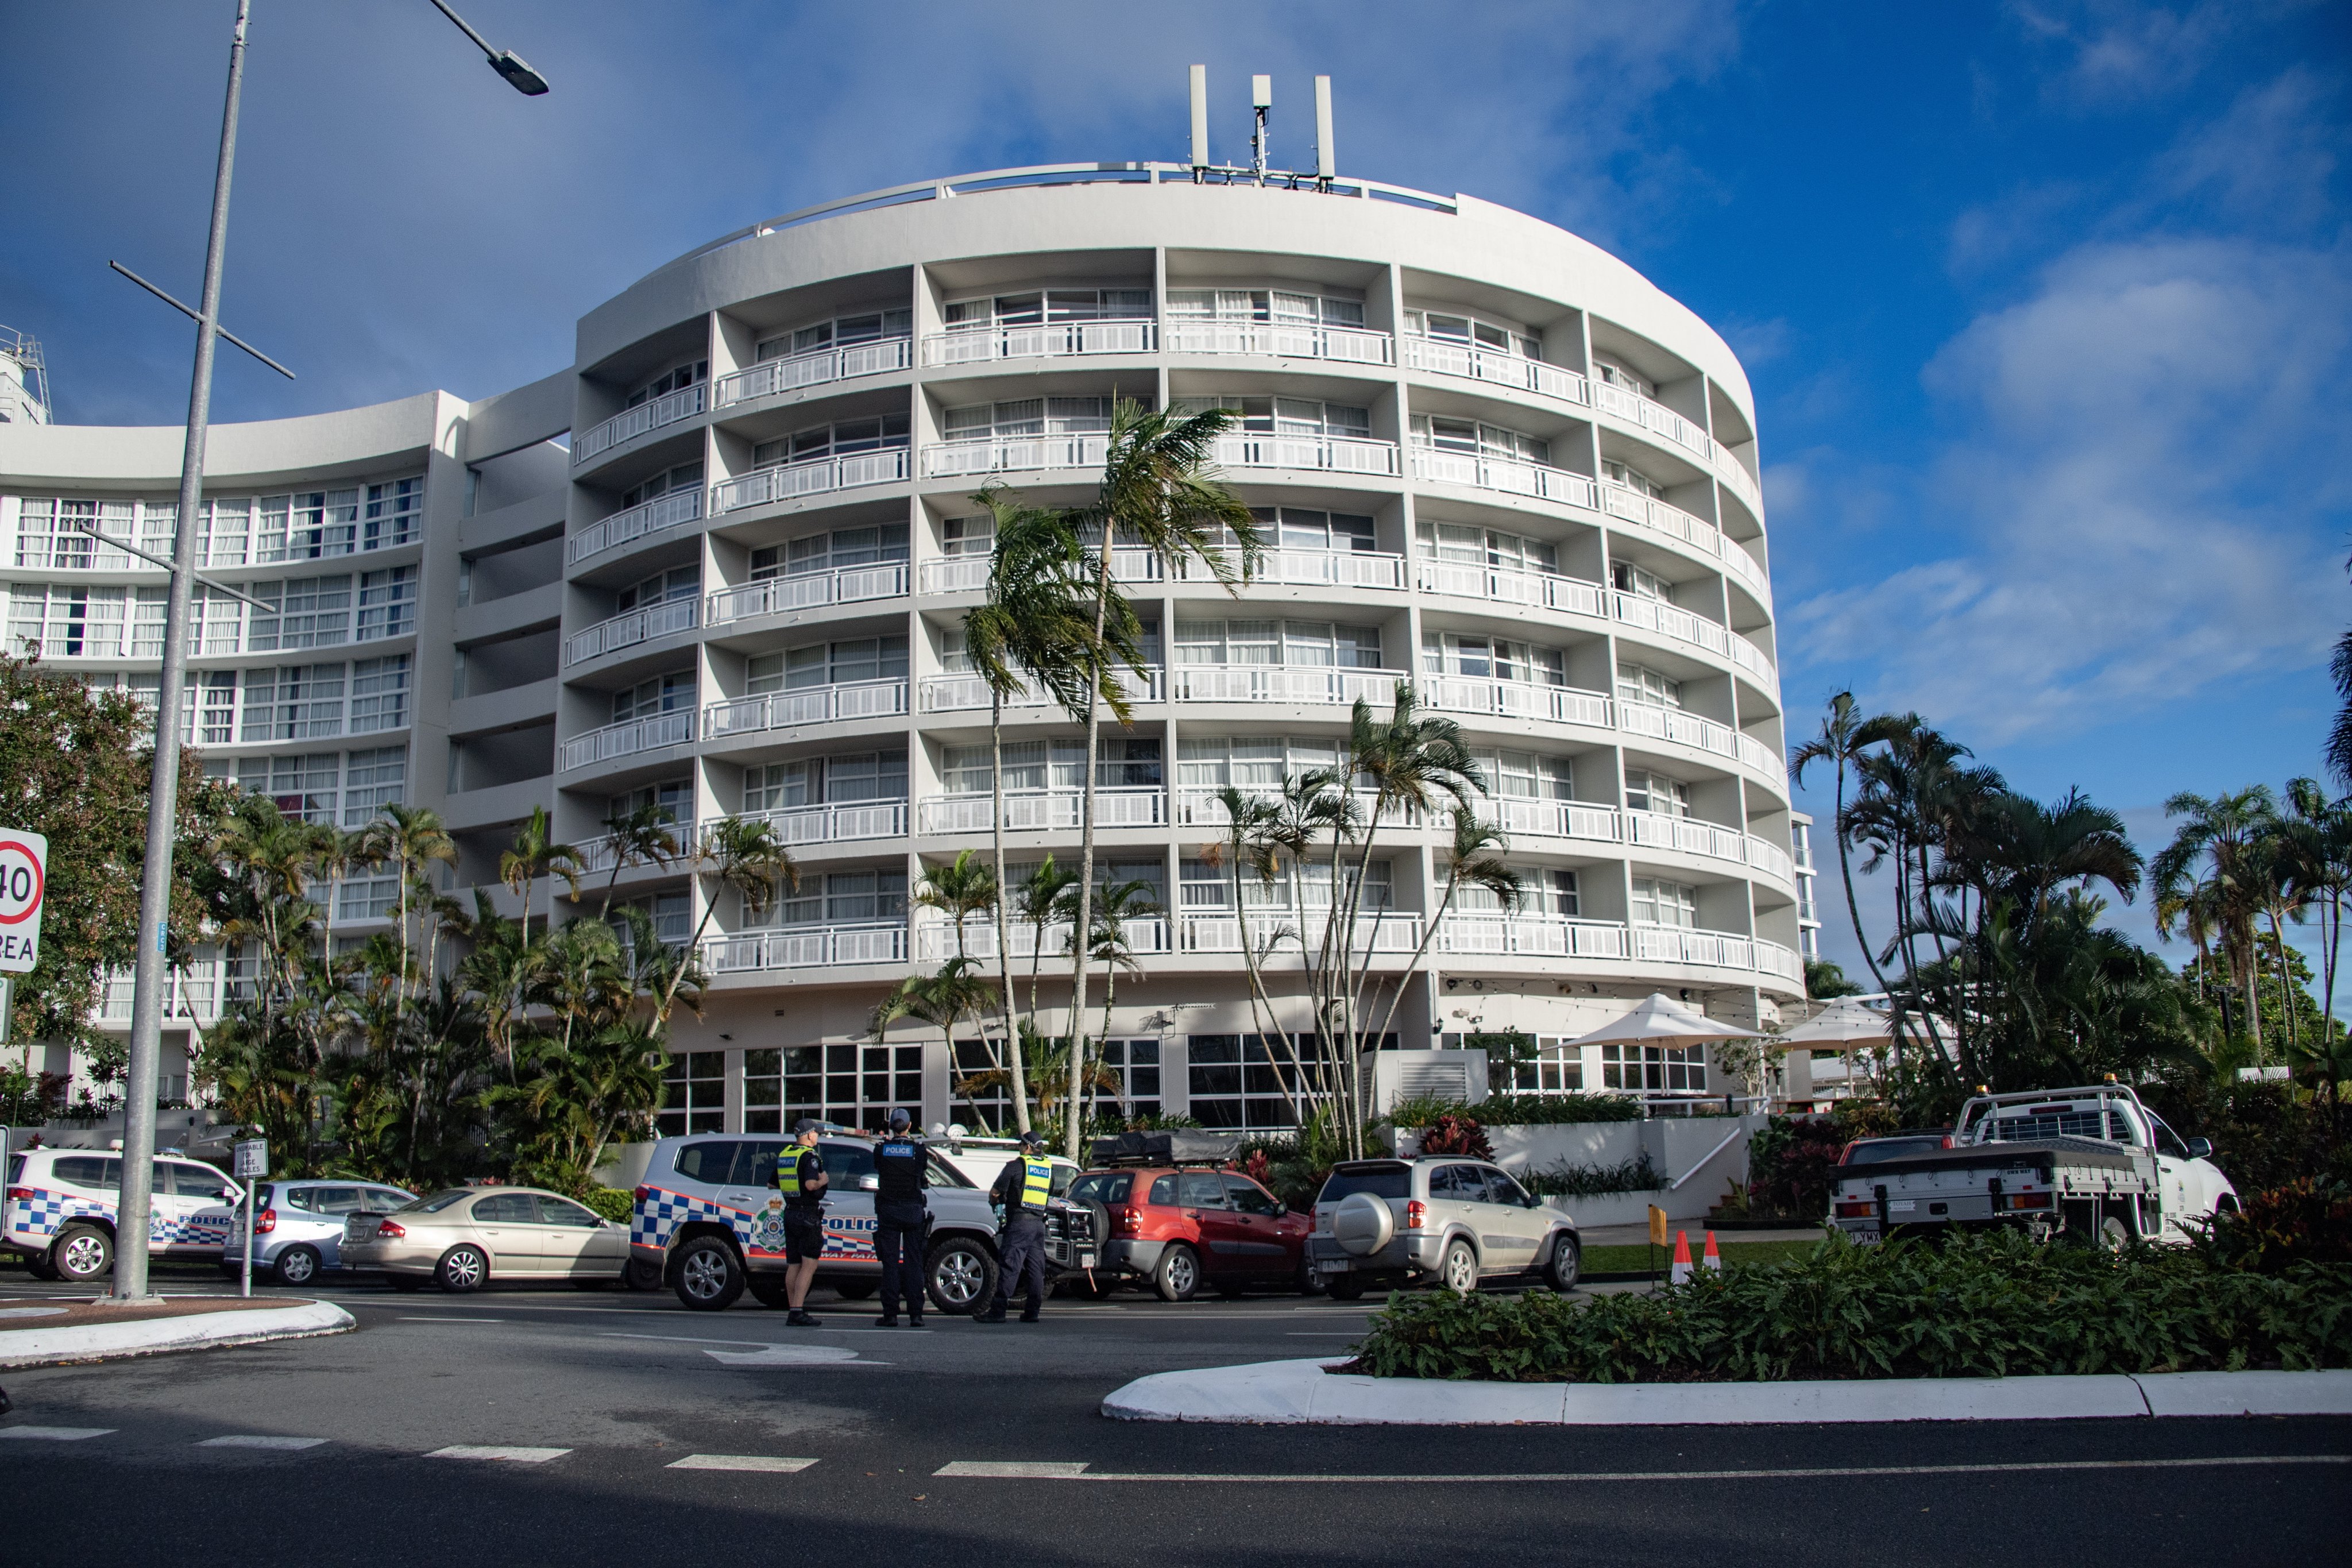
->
[0,829,47,975]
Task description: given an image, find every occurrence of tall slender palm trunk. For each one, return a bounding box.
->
[1062,554,1115,1161]
[990,694,1030,1133]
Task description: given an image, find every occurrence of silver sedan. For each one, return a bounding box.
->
[341,1186,628,1292]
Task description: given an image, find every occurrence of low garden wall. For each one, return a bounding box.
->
[1393,1112,1768,1226]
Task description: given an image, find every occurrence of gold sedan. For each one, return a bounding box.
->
[341,1186,628,1292]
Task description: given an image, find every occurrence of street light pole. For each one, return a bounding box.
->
[109,0,252,1304]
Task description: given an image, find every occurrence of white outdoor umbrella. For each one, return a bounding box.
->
[1569,991,1760,1049]
[1774,997,1895,1046]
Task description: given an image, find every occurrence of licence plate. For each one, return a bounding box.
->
[1853,1231,1882,1247]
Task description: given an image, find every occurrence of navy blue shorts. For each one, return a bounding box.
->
[783,1208,825,1264]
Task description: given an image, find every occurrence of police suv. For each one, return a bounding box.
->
[630,1130,1100,1314]
[3,1146,240,1283]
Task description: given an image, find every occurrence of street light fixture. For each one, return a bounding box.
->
[106,0,548,1304]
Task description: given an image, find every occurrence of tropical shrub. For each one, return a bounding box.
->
[584,1188,635,1225]
[1744,1115,1848,1219]
[2203,1180,2352,1272]
[1413,1114,1493,1160]
[1520,1152,1662,1197]
[1387,1092,1643,1130]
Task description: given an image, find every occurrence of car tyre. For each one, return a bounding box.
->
[924,1235,997,1316]
[436,1245,488,1293]
[673,1235,745,1311]
[831,1280,875,1301]
[747,1278,791,1310]
[1152,1242,1200,1303]
[1324,1275,1366,1301]
[1295,1258,1324,1297]
[1543,1234,1581,1293]
[273,1244,322,1287]
[623,1257,664,1292]
[52,1224,112,1284]
[1439,1238,1478,1296]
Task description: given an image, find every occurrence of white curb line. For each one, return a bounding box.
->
[0,1300,356,1369]
[1100,1358,2352,1425]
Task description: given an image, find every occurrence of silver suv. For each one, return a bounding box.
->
[1308,1157,1581,1299]
[218,1180,415,1285]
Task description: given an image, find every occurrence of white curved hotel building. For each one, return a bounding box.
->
[0,163,1819,1132]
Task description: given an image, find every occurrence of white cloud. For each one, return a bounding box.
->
[2009,0,2254,104]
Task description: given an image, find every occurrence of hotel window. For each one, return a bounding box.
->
[941,397,1113,442]
[615,565,699,612]
[1630,877,1700,929]
[1625,769,1690,817]
[362,478,423,549]
[620,462,704,509]
[746,749,906,812]
[1402,308,1542,360]
[1166,287,1362,327]
[768,867,908,929]
[1185,1034,1347,1133]
[1616,661,1683,710]
[1497,1036,1586,1094]
[342,746,407,826]
[1422,632,1565,685]
[1095,1040,1163,1118]
[355,566,417,640]
[1177,619,1380,668]
[1453,866,1579,918]
[199,497,252,566]
[747,635,908,696]
[241,664,345,741]
[1602,1041,1704,1093]
[1177,736,1341,796]
[758,307,912,362]
[1612,561,1671,600]
[1409,415,1549,464]
[189,671,240,746]
[750,522,908,579]
[247,576,352,651]
[942,737,1158,795]
[612,671,694,722]
[625,360,707,410]
[1248,507,1375,554]
[656,1049,727,1137]
[943,288,1152,329]
[751,414,909,469]
[1416,522,1557,576]
[1175,395,1370,440]
[940,515,993,556]
[235,752,341,826]
[338,863,401,921]
[5,583,152,658]
[348,655,411,734]
[1601,458,1665,498]
[608,778,691,827]
[1474,749,1573,801]
[257,488,361,562]
[1590,355,1655,399]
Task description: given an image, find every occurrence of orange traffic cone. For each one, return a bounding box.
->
[1703,1230,1723,1273]
[1669,1229,1693,1285]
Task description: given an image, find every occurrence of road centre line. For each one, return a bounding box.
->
[667,1454,820,1472]
[929,1455,2352,1484]
[199,1435,329,1450]
[397,1316,501,1323]
[0,1426,113,1441]
[603,1331,779,1349]
[428,1445,571,1463]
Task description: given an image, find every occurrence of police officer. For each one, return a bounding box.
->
[974,1129,1053,1324]
[775,1118,829,1327]
[871,1109,928,1328]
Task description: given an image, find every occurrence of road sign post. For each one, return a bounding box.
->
[234,1139,268,1298]
[0,830,49,977]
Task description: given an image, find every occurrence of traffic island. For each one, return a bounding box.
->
[0,1294,355,1368]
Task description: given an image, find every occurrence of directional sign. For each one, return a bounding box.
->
[0,829,47,975]
[233,1139,269,1178]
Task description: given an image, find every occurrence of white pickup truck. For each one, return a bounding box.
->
[1826,1084,2238,1247]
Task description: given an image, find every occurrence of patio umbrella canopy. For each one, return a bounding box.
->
[1569,991,1760,1050]
[1774,997,1897,1047]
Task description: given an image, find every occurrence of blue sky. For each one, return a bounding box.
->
[3,1,2347,984]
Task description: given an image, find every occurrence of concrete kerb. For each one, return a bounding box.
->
[1100,1358,2352,1425]
[0,1300,355,1369]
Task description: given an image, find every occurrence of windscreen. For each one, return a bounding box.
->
[1068,1173,1132,1206]
[1318,1167,1410,1202]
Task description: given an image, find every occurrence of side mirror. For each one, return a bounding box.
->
[1270,1202,1288,1218]
[856,1173,881,1192]
[2187,1137,2213,1160]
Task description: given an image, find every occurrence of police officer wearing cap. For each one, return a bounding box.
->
[871,1109,929,1327]
[775,1118,829,1326]
[975,1129,1053,1324]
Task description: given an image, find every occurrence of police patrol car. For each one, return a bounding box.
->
[3,1145,240,1283]
[629,1129,1100,1314]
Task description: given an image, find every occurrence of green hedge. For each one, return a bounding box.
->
[1345,1231,2352,1382]
[584,1188,635,1224]
[1389,1092,1646,1130]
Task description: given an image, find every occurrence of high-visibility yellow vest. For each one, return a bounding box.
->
[778,1145,816,1198]
[1017,1158,1052,1211]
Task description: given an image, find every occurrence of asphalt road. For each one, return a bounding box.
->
[2,1264,2346,1567]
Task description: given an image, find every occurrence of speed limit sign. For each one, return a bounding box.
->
[0,829,48,975]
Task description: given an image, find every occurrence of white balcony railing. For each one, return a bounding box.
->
[1748,834,1797,884]
[918,555,990,594]
[1624,809,1748,864]
[1616,701,1781,776]
[1165,322,1395,366]
[923,434,1108,480]
[562,598,697,666]
[702,922,909,974]
[99,960,230,1024]
[1475,797,1621,845]
[1422,677,1612,729]
[559,709,693,771]
[704,678,909,741]
[1400,338,1589,404]
[1415,560,1606,618]
[713,337,912,408]
[1409,447,1596,506]
[710,449,909,515]
[1211,433,1400,477]
[1590,381,1712,465]
[701,801,907,849]
[574,383,707,466]
[917,914,1168,963]
[1173,786,1391,828]
[1597,483,1771,607]
[920,667,1164,714]
[569,488,702,566]
[574,830,689,877]
[705,563,908,626]
[1171,666,1408,708]
[922,320,1156,365]
[1432,915,1801,982]
[1177,910,1424,957]
[916,786,1165,835]
[1179,549,1406,592]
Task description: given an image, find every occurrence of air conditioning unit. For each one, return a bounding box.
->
[1369,1049,1489,1114]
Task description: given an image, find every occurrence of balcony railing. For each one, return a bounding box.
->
[1598,482,1770,605]
[1611,592,1776,685]
[1177,909,1424,957]
[1474,797,1621,844]
[1212,433,1400,477]
[1590,381,1712,465]
[706,563,908,626]
[1747,834,1796,884]
[922,320,1156,365]
[1434,915,1801,981]
[1415,560,1606,618]
[713,337,912,408]
[710,449,909,515]
[704,678,909,741]
[924,434,1107,480]
[1171,665,1408,707]
[918,555,990,595]
[1400,338,1589,403]
[1181,548,1406,592]
[920,667,1164,713]
[1409,447,1594,505]
[702,801,907,849]
[574,383,708,466]
[1165,322,1394,365]
[917,914,1167,963]
[574,829,688,877]
[1624,809,1748,864]
[1616,701,1779,775]
[916,786,1165,835]
[702,922,909,974]
[1423,677,1612,728]
[562,598,697,667]
[559,709,693,771]
[1174,786,1392,828]
[99,960,231,1024]
[569,488,702,566]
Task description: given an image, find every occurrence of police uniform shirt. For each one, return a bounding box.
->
[874,1135,926,1205]
[991,1154,1054,1216]
[779,1142,827,1209]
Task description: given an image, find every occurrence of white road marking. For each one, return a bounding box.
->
[667,1454,820,1472]
[705,1343,880,1367]
[928,1454,2352,1484]
[0,1426,112,1441]
[427,1445,571,1463]
[397,1316,501,1323]
[1284,1333,1364,1337]
[935,1460,1092,1478]
[0,1306,68,1318]
[603,1331,777,1348]
[199,1435,329,1450]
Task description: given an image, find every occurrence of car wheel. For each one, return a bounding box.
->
[1439,1238,1478,1296]
[831,1280,876,1301]
[386,1273,427,1292]
[53,1224,113,1284]
[673,1235,744,1311]
[1543,1234,1581,1293]
[1153,1243,1200,1303]
[435,1245,488,1293]
[1295,1258,1324,1297]
[623,1257,665,1292]
[747,1278,791,1310]
[925,1235,997,1316]
[1324,1275,1366,1301]
[273,1245,322,1287]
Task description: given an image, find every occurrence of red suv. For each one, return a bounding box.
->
[1067,1165,1310,1301]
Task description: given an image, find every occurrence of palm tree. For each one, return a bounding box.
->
[1196,785,1304,1117]
[592,798,683,918]
[1059,397,1264,1158]
[2278,778,2352,1091]
[1014,855,1079,1029]
[2152,787,2277,1053]
[1369,807,1523,1052]
[2328,609,2352,792]
[361,802,455,1014]
[1082,877,1159,1132]
[1790,693,1899,996]
[500,805,585,936]
[871,956,999,1126]
[665,816,795,1024]
[915,849,999,965]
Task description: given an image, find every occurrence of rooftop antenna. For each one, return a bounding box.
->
[1314,75,1335,190]
[1189,64,1210,182]
[1252,74,1272,184]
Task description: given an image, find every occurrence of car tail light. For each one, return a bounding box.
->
[1114,1206,1142,1234]
[374,1219,406,1239]
[1404,1200,1427,1230]
[6,1186,31,1203]
[2005,1191,2053,1211]
[254,1208,276,1235]
[634,1185,651,1204]
[1833,1199,1875,1218]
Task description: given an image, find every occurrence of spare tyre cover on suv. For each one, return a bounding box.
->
[1332,1191,1395,1256]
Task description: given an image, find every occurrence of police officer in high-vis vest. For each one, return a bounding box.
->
[871,1109,928,1328]
[975,1129,1053,1323]
[775,1118,829,1327]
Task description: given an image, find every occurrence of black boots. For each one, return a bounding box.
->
[786,1310,820,1327]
